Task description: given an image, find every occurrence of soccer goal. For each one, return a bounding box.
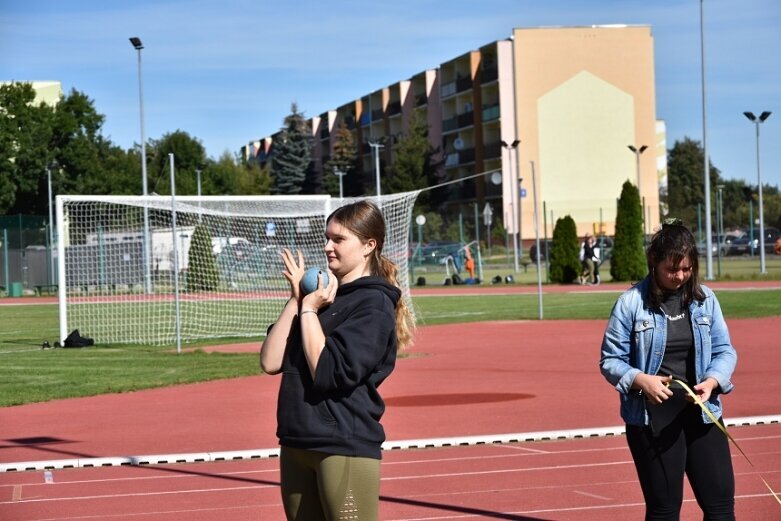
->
[56,193,419,346]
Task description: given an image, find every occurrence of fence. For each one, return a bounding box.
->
[0,215,56,295]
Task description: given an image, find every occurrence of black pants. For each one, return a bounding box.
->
[626,404,735,521]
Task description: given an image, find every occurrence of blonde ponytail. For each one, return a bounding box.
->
[376,253,416,351]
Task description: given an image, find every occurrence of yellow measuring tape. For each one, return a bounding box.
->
[673,379,781,506]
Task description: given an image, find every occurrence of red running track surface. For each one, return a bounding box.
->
[1,312,780,519]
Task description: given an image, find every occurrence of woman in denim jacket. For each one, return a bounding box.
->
[600,220,737,520]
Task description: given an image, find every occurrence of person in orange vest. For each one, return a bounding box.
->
[464,245,476,280]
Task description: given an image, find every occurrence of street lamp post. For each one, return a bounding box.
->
[334,169,346,199]
[368,140,384,197]
[743,111,772,275]
[627,145,648,195]
[501,139,521,272]
[196,168,203,222]
[130,36,152,294]
[47,163,57,285]
[628,144,648,237]
[716,184,724,278]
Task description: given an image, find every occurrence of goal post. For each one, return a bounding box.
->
[56,192,419,346]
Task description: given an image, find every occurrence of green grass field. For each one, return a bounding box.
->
[1,285,779,407]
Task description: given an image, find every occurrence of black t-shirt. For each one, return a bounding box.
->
[658,289,695,384]
[649,290,697,434]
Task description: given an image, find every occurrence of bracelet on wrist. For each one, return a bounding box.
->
[300,309,318,316]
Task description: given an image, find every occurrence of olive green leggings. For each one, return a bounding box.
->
[280,446,381,521]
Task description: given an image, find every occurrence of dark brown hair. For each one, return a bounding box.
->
[327,200,415,349]
[645,218,706,308]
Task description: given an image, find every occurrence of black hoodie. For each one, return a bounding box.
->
[275,276,400,459]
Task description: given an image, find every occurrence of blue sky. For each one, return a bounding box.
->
[2,0,779,188]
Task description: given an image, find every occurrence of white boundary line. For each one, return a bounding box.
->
[2,415,779,473]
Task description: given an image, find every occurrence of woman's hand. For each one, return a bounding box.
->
[690,377,719,403]
[634,373,674,405]
[280,248,305,301]
[300,270,337,313]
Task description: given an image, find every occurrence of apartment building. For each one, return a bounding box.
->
[244,25,662,239]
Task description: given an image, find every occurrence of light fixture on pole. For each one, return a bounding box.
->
[627,145,648,194]
[368,139,384,197]
[196,168,203,222]
[334,169,346,199]
[743,110,772,275]
[501,139,521,272]
[716,184,724,278]
[628,144,648,237]
[46,162,57,286]
[130,36,152,294]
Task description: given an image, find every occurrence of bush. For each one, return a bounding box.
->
[187,224,220,292]
[549,215,580,283]
[610,181,647,281]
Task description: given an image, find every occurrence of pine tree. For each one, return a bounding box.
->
[323,122,358,197]
[187,224,219,292]
[271,103,312,195]
[548,215,580,283]
[611,180,647,281]
[386,110,442,211]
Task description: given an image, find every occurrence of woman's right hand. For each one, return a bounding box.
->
[634,373,674,405]
[280,248,305,301]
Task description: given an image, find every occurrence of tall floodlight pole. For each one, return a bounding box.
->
[699,0,714,280]
[368,140,384,197]
[130,36,152,294]
[501,139,521,272]
[744,111,772,274]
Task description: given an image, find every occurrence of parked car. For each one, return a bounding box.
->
[697,235,727,257]
[727,227,781,256]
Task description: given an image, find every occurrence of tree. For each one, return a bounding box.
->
[323,122,358,197]
[611,181,647,281]
[271,103,312,195]
[386,111,443,212]
[0,82,55,214]
[147,130,208,196]
[209,151,272,195]
[548,215,580,283]
[664,137,721,232]
[186,224,219,292]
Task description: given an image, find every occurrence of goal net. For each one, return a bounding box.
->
[56,193,419,345]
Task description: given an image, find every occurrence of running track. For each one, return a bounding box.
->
[1,282,780,519]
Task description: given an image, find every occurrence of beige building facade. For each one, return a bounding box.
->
[513,26,659,238]
[244,25,662,241]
